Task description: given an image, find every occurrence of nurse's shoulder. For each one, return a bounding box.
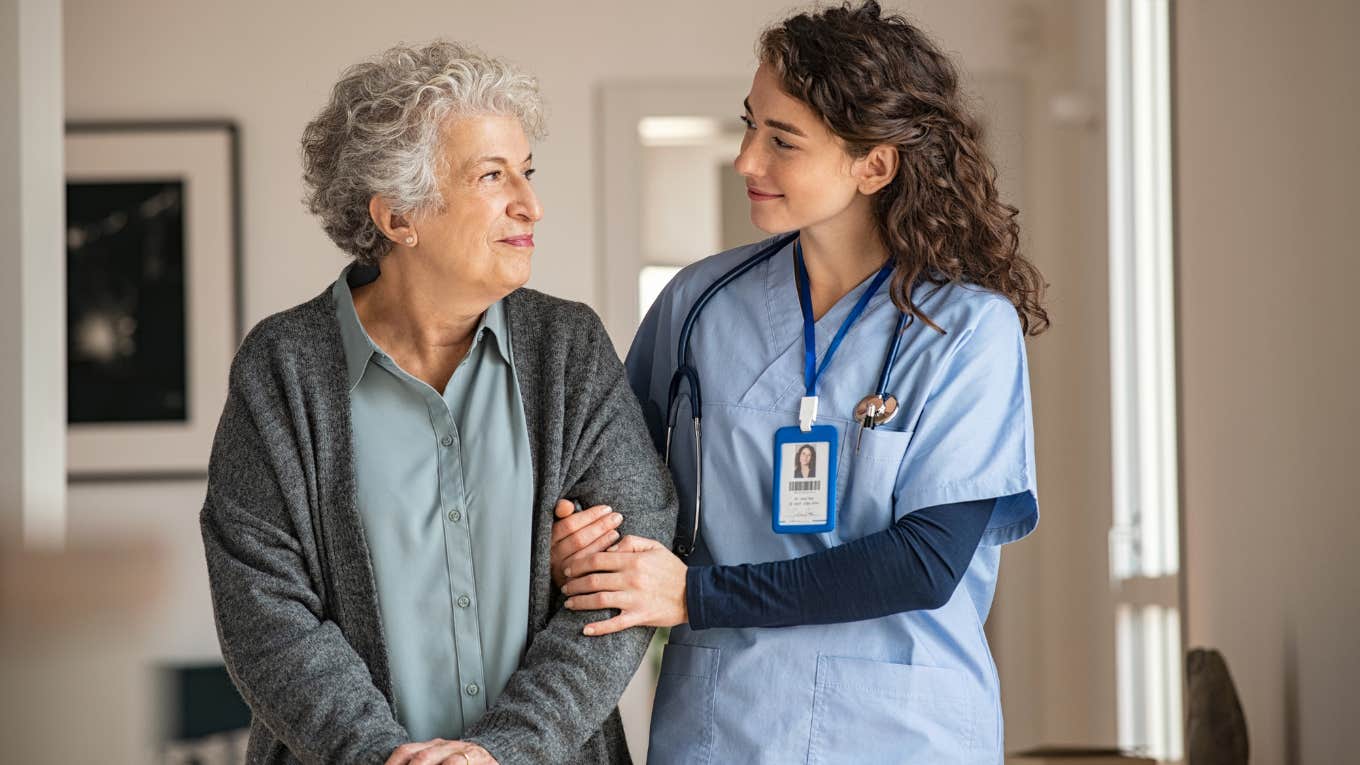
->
[651,235,791,320]
[912,279,1027,367]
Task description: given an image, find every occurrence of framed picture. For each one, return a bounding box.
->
[65,121,241,480]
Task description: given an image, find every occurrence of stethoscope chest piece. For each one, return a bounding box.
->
[854,394,900,428]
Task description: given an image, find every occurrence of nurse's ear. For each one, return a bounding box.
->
[852,144,899,196]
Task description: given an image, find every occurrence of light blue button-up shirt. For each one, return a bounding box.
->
[333,266,534,741]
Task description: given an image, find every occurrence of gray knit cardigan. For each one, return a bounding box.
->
[200,284,678,764]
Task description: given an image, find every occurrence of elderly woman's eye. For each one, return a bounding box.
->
[481,170,502,182]
[525,168,536,180]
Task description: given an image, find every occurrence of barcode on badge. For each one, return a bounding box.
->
[788,480,821,492]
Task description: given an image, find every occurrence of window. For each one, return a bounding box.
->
[1107,0,1182,760]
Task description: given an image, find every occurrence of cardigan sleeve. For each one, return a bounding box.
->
[200,378,409,765]
[462,303,678,762]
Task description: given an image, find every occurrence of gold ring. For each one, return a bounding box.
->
[458,752,472,765]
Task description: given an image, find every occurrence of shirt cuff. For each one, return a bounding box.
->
[685,565,710,630]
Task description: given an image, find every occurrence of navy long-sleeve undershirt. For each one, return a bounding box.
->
[685,498,995,630]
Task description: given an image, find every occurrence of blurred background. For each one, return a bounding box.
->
[2,0,1356,763]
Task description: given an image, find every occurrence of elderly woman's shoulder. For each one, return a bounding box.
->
[229,290,337,380]
[504,287,608,338]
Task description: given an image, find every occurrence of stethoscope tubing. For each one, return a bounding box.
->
[663,231,907,558]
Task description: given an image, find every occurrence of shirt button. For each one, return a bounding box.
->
[465,683,480,696]
[457,594,472,608]
[440,434,453,447]
[447,509,462,523]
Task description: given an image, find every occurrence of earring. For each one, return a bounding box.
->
[405,236,416,246]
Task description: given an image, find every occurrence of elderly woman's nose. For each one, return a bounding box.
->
[510,181,543,222]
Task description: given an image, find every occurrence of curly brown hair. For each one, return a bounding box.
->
[759,1,1049,335]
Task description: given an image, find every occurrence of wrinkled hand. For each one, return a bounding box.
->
[561,534,688,636]
[385,739,497,765]
[549,499,623,589]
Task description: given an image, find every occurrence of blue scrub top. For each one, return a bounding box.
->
[628,237,1039,765]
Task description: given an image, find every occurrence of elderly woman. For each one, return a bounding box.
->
[199,41,675,765]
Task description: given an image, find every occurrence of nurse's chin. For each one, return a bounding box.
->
[748,210,796,237]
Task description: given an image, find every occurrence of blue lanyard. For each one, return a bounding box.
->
[793,239,894,403]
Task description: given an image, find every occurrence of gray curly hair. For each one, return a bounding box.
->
[301,40,546,265]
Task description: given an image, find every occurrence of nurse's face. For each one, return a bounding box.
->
[411,114,543,302]
[733,64,863,234]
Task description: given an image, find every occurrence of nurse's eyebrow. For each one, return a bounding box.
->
[744,97,807,138]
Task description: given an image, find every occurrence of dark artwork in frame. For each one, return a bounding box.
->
[66,180,189,424]
[64,120,240,479]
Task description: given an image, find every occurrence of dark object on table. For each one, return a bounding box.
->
[1186,647,1249,765]
[161,663,251,764]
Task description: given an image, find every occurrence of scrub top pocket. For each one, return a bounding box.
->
[648,643,721,765]
[839,427,911,535]
[806,655,978,765]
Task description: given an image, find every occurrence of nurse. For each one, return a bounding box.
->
[553,2,1048,762]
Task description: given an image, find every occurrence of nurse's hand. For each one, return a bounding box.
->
[561,535,688,636]
[550,500,624,589]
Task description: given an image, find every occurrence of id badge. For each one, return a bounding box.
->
[772,424,838,534]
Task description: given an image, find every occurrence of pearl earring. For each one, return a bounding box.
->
[405,236,416,246]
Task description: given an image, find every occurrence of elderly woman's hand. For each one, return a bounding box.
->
[549,500,623,589]
[384,739,497,765]
[561,535,688,636]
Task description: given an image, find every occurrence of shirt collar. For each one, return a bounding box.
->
[478,297,512,365]
[333,266,379,391]
[333,263,513,392]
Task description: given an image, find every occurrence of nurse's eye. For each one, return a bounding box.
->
[739,114,755,130]
[772,135,795,150]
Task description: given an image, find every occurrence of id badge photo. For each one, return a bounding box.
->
[772,424,838,534]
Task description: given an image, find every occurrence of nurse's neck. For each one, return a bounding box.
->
[798,208,890,321]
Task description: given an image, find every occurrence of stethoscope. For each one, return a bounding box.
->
[664,233,911,559]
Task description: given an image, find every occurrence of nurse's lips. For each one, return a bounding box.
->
[746,186,783,202]
[498,234,535,247]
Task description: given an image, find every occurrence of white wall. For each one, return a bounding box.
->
[54,1,1115,762]
[1175,2,1360,763]
[1,0,66,549]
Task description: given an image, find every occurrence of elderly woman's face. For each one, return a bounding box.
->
[416,114,542,299]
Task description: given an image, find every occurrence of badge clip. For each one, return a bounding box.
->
[799,396,818,432]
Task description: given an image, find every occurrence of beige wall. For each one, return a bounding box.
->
[1175,1,1359,763]
[993,0,1119,749]
[63,0,1020,324]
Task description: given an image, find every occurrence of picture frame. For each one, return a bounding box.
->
[64,121,242,481]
